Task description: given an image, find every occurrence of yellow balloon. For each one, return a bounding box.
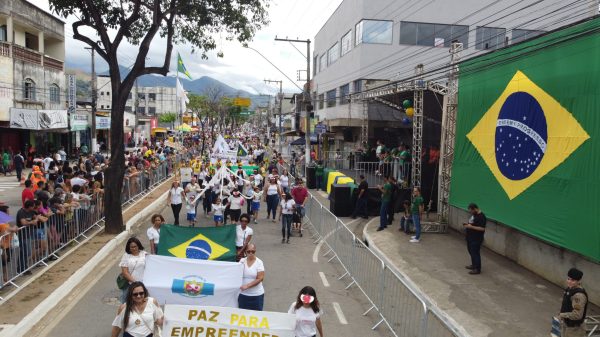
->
[406,107,414,117]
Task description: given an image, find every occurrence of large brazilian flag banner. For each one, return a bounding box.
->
[157,224,237,261]
[450,18,600,261]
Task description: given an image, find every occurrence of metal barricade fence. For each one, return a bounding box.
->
[305,194,466,337]
[0,158,177,296]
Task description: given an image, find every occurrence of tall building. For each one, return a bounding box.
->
[312,0,595,149]
[0,0,66,155]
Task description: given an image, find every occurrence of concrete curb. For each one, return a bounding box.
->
[362,217,472,337]
[2,180,171,337]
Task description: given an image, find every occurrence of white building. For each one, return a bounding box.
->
[312,0,596,149]
[0,0,66,154]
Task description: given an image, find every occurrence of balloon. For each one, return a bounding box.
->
[402,117,411,125]
[405,107,414,117]
[403,99,412,109]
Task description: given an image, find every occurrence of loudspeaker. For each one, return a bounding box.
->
[306,166,316,189]
[330,184,353,217]
[367,187,382,216]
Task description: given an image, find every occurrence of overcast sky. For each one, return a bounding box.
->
[32,0,344,95]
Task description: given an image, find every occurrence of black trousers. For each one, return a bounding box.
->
[171,203,182,225]
[467,239,483,270]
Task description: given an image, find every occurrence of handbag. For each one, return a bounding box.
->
[11,233,19,249]
[116,274,128,290]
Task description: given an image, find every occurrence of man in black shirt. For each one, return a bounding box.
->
[463,203,486,275]
[16,200,38,274]
[351,175,369,219]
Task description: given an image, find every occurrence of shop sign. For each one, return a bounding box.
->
[96,116,111,129]
[38,110,68,129]
[71,114,89,131]
[9,108,39,129]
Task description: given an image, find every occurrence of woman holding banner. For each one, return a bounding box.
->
[288,286,324,337]
[119,238,148,303]
[147,214,163,255]
[238,243,265,311]
[111,281,163,337]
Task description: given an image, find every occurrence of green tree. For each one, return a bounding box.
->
[158,112,177,129]
[50,0,269,234]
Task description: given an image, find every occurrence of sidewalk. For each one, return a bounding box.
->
[309,190,597,337]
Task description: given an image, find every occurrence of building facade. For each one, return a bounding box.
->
[312,0,596,149]
[0,0,66,158]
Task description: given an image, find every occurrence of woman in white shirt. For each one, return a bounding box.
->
[279,192,296,244]
[167,180,185,225]
[288,286,324,337]
[111,281,163,337]
[228,190,245,223]
[119,238,148,303]
[238,243,265,311]
[263,176,282,223]
[236,214,254,259]
[147,214,163,254]
[280,169,290,194]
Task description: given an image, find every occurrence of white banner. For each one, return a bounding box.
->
[143,255,243,307]
[164,305,296,337]
[38,110,68,129]
[96,116,110,129]
[10,108,39,129]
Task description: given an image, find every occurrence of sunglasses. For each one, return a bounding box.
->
[246,250,256,254]
[132,292,145,297]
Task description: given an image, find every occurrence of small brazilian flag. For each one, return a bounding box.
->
[237,143,248,157]
[177,53,192,80]
[157,224,236,261]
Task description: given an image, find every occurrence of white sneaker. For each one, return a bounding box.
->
[409,239,420,243]
[411,236,416,239]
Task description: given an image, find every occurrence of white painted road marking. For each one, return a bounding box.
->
[312,218,360,263]
[319,272,330,287]
[332,302,348,325]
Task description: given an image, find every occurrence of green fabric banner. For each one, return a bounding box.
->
[157,224,237,261]
[450,18,600,261]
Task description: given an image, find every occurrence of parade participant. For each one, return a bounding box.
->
[252,169,263,189]
[184,184,199,227]
[119,238,147,303]
[250,186,263,224]
[167,181,185,226]
[288,286,324,337]
[279,192,295,244]
[264,176,282,223]
[280,169,290,193]
[212,197,226,226]
[236,214,253,259]
[291,178,308,235]
[111,281,163,337]
[147,214,163,255]
[558,268,588,337]
[409,187,424,243]
[187,176,203,214]
[238,243,265,311]
[350,175,369,219]
[228,189,245,223]
[463,203,485,274]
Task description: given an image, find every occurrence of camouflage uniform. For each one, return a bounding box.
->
[559,288,587,337]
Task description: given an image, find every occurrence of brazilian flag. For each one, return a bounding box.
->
[177,53,192,80]
[157,224,236,261]
[450,17,600,261]
[237,143,248,157]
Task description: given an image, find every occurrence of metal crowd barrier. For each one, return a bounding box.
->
[0,157,179,296]
[304,195,467,337]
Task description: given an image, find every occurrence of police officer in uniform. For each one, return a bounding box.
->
[558,268,588,337]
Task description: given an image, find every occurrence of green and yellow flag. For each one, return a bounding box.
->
[450,17,600,261]
[177,53,192,80]
[157,224,236,261]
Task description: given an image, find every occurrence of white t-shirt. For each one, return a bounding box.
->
[71,177,88,187]
[180,167,193,183]
[281,199,296,215]
[147,227,160,245]
[43,157,53,171]
[112,297,163,336]
[266,183,279,196]
[240,257,264,296]
[288,302,322,337]
[170,187,184,204]
[253,175,263,186]
[212,204,226,216]
[229,195,244,210]
[280,175,289,188]
[119,251,147,283]
[236,225,253,247]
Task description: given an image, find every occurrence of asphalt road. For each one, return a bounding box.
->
[40,200,393,337]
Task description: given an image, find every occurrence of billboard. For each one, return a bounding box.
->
[450,18,600,261]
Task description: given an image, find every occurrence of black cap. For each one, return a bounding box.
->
[568,268,583,281]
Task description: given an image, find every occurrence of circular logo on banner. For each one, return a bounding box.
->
[495,92,548,180]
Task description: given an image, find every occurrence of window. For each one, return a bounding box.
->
[125,106,132,112]
[339,84,350,105]
[148,107,156,115]
[100,91,104,96]
[0,25,6,42]
[137,106,145,114]
[318,94,324,109]
[25,32,38,50]
[148,93,156,101]
[476,26,506,50]
[355,20,393,45]
[327,42,340,65]
[49,84,60,103]
[353,80,362,93]
[137,93,145,100]
[100,105,104,109]
[106,91,110,96]
[326,89,336,108]
[23,78,36,101]
[512,29,544,44]
[400,22,469,47]
[341,31,352,56]
[313,55,318,75]
[319,54,326,72]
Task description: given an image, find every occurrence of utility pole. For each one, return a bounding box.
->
[264,79,283,154]
[85,47,97,153]
[275,37,311,171]
[134,79,139,145]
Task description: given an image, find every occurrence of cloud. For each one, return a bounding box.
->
[32,0,342,94]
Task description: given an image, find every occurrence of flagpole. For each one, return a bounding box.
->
[176,51,180,130]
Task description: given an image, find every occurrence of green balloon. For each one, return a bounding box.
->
[403,100,412,108]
